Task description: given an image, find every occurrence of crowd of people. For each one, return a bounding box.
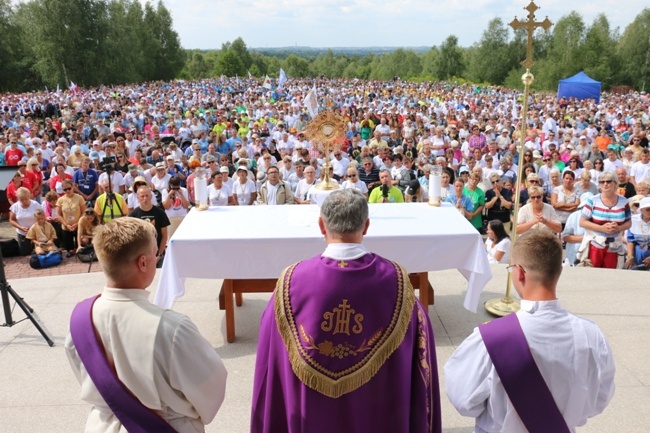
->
[2,77,649,269]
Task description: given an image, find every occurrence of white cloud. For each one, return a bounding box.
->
[161,1,647,49]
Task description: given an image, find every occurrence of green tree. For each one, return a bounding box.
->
[283,54,310,78]
[582,14,618,89]
[535,11,586,89]
[214,50,245,77]
[23,0,109,87]
[435,35,465,80]
[469,18,512,85]
[617,8,650,90]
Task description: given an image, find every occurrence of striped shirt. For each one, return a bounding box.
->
[581,194,631,237]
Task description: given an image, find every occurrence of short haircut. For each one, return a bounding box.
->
[563,170,575,180]
[512,230,563,286]
[93,217,156,281]
[320,189,368,236]
[34,209,45,218]
[168,176,181,187]
[598,171,615,182]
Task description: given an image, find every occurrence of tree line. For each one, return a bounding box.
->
[0,3,648,93]
[182,8,650,92]
[0,0,184,92]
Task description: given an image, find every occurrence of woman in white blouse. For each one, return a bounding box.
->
[485,220,511,264]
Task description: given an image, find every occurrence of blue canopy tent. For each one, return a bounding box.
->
[557,71,601,103]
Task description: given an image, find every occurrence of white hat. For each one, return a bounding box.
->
[579,192,594,209]
[532,150,542,159]
[640,197,650,211]
[450,140,459,148]
[219,166,229,173]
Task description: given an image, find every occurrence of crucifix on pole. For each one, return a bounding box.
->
[509,1,552,70]
[485,1,553,317]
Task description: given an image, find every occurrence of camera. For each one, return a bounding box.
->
[99,156,117,172]
[381,184,390,198]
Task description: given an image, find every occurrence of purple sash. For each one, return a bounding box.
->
[479,313,570,433]
[70,295,178,433]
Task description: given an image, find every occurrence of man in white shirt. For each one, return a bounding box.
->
[65,217,227,432]
[445,230,615,433]
[603,147,625,173]
[630,148,650,185]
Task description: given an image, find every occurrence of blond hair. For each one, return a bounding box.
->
[512,230,563,286]
[93,218,156,281]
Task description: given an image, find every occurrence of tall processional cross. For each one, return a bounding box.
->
[509,1,552,69]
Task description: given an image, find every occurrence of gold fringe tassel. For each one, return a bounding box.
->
[275,260,416,398]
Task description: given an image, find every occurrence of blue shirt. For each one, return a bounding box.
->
[73,168,99,198]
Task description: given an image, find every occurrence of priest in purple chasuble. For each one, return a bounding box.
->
[251,189,441,433]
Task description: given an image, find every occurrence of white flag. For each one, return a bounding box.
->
[262,75,272,90]
[511,93,518,119]
[304,86,318,119]
[278,69,287,90]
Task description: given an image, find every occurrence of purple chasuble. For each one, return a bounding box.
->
[251,253,441,433]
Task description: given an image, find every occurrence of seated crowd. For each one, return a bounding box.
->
[2,78,649,269]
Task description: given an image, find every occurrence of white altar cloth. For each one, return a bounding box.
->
[153,202,492,312]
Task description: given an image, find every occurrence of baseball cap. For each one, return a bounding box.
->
[236,166,248,172]
[640,197,650,211]
[155,162,165,170]
[219,166,229,173]
[405,179,420,196]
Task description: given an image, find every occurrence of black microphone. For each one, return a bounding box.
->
[381,184,389,198]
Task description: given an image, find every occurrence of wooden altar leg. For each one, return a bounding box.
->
[235,292,243,307]
[409,272,434,306]
[418,272,430,307]
[224,279,236,343]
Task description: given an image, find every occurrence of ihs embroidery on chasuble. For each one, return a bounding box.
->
[274,260,415,398]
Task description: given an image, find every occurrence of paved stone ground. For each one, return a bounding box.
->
[0,219,103,280]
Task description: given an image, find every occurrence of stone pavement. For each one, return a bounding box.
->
[0,266,648,433]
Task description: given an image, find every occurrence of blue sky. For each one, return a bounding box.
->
[160,0,647,50]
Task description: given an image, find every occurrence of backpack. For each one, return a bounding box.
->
[29,251,63,269]
[77,245,98,263]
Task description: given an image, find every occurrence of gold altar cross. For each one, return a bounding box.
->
[509,1,552,69]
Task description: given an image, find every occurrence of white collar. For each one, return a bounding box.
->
[322,243,370,261]
[520,299,560,313]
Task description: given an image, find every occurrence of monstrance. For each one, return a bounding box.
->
[303,109,347,190]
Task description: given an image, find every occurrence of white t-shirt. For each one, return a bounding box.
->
[151,173,171,192]
[208,183,232,206]
[266,182,279,205]
[126,191,158,210]
[340,180,369,194]
[485,237,511,264]
[162,188,189,218]
[10,200,41,235]
[630,160,650,184]
[232,179,257,206]
[98,172,126,193]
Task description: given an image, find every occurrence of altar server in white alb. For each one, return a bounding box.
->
[65,218,227,432]
[445,230,615,433]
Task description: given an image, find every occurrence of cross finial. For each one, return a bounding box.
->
[509,1,552,69]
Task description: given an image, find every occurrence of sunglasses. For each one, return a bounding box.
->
[348,174,357,178]
[529,195,542,199]
[529,180,539,184]
[62,187,72,192]
[599,180,614,184]
[542,159,550,162]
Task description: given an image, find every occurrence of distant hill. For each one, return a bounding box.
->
[250,46,432,57]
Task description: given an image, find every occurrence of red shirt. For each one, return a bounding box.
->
[5,148,24,166]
